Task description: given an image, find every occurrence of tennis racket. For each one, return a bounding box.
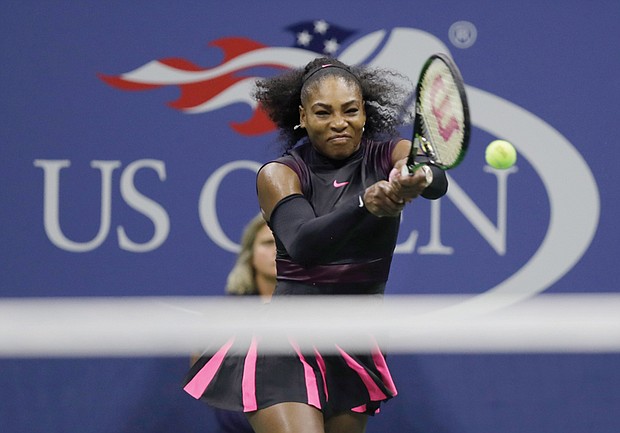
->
[402,53,470,176]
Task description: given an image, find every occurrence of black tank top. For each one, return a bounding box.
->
[269,139,402,295]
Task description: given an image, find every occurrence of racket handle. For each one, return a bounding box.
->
[402,135,423,176]
[401,160,424,176]
[401,163,434,191]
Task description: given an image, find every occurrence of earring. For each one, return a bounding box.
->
[294,124,304,130]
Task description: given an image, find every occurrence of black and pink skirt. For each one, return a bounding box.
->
[183,335,398,419]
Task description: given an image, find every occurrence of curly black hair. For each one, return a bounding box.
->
[253,57,413,152]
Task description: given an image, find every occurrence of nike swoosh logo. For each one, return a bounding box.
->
[333,180,349,188]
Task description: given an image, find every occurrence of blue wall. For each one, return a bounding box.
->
[2,1,619,432]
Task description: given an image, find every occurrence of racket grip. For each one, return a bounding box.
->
[402,136,421,176]
[401,161,423,176]
[401,163,434,190]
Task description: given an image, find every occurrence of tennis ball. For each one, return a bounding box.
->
[485,139,517,169]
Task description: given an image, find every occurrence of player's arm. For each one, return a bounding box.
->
[257,162,374,265]
[256,162,303,221]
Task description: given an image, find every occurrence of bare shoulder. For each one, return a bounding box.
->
[257,162,302,220]
[257,162,299,191]
[391,139,412,164]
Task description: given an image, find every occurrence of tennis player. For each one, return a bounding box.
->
[184,57,447,433]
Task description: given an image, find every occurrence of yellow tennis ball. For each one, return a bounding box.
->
[485,139,517,169]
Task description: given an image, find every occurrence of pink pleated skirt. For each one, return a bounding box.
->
[183,335,398,419]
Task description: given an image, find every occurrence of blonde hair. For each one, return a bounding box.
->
[225,214,269,296]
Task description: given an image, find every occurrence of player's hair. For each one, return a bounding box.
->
[253,57,413,151]
[225,214,268,296]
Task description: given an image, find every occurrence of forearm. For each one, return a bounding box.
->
[270,194,371,265]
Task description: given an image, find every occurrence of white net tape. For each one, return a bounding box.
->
[1,293,619,357]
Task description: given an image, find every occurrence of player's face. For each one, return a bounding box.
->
[300,76,366,160]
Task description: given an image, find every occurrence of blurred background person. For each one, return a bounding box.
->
[225,214,277,302]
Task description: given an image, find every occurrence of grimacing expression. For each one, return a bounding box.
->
[299,76,366,160]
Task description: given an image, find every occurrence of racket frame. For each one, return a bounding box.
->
[405,53,470,174]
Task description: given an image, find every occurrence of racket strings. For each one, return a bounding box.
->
[418,61,466,167]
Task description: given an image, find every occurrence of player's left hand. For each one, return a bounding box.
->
[388,158,433,202]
